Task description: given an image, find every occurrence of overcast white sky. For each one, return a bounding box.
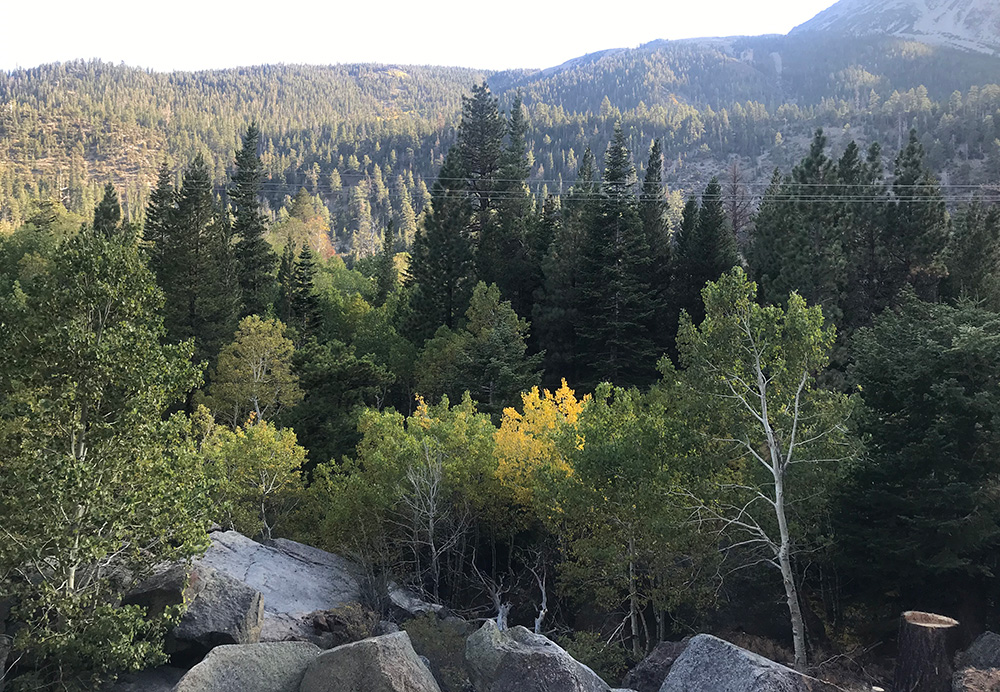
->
[0,0,839,72]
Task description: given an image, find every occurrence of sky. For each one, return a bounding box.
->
[0,0,840,73]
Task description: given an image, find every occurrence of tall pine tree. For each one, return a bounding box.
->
[671,177,738,327]
[147,154,240,367]
[576,123,656,387]
[889,129,949,301]
[406,148,475,342]
[231,123,278,318]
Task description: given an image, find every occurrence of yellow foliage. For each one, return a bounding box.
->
[494,380,588,507]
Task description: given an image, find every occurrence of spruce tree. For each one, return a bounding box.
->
[231,123,278,317]
[93,182,122,238]
[374,224,398,307]
[748,168,795,306]
[641,139,671,351]
[291,245,321,338]
[840,141,891,331]
[671,178,738,327]
[889,129,949,301]
[150,154,240,366]
[576,123,656,388]
[535,152,594,387]
[406,148,475,342]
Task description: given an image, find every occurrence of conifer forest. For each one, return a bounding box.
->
[3,23,1000,692]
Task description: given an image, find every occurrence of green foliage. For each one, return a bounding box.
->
[554,383,711,654]
[576,123,657,388]
[199,413,307,540]
[205,315,303,427]
[416,282,541,417]
[676,268,854,668]
[282,337,393,467]
[0,226,210,689]
[407,148,475,341]
[839,296,1000,620]
[556,630,636,685]
[231,123,278,318]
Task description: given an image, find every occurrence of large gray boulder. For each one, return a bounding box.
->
[196,531,360,641]
[465,621,610,692]
[963,633,1000,670]
[172,641,319,692]
[622,639,691,692]
[659,634,841,692]
[125,563,263,655]
[299,631,441,692]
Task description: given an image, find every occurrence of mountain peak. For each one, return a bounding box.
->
[790,0,1000,54]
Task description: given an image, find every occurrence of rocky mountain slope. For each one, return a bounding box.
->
[791,0,1000,54]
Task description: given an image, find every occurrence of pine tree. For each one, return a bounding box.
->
[145,162,176,264]
[93,182,122,238]
[150,154,240,366]
[488,90,538,318]
[535,153,594,387]
[276,241,296,325]
[941,201,1000,308]
[374,224,398,308]
[889,129,949,301]
[748,168,794,306]
[671,178,738,327]
[839,141,892,330]
[231,123,278,318]
[576,123,656,388]
[406,148,475,342]
[787,129,844,322]
[291,246,321,338]
[458,81,504,237]
[641,139,670,351]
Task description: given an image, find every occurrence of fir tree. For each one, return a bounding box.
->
[535,154,594,387]
[641,139,670,351]
[576,123,656,388]
[671,178,738,327]
[231,123,278,318]
[291,245,321,338]
[889,129,949,301]
[93,182,122,238]
[151,154,240,367]
[406,148,475,342]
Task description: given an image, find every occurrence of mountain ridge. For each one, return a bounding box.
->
[791,0,1000,55]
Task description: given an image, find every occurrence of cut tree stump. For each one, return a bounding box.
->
[893,611,960,692]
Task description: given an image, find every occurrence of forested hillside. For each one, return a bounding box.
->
[4,23,1000,692]
[3,32,1000,247]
